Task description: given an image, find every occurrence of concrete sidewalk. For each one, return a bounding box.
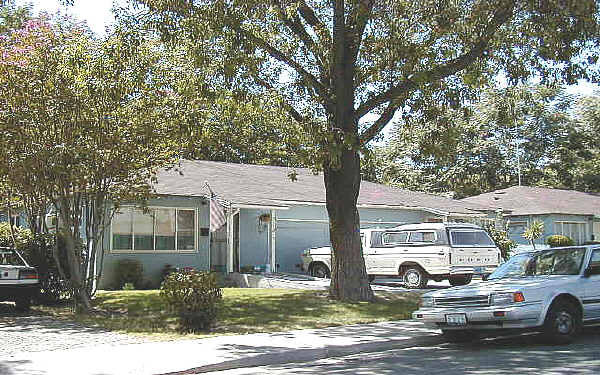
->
[1,321,443,375]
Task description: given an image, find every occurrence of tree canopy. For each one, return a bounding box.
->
[134,0,600,301]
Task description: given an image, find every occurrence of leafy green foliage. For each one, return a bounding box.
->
[115,259,145,290]
[523,220,545,249]
[546,235,575,248]
[160,269,223,332]
[484,223,516,260]
[374,85,600,197]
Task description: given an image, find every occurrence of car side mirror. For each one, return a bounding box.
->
[584,264,600,277]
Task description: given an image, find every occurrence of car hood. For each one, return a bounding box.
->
[424,275,579,298]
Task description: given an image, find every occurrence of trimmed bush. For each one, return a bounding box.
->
[115,259,144,289]
[484,223,516,260]
[160,269,223,332]
[546,235,575,247]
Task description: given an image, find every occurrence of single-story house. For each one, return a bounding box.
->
[461,186,600,248]
[98,160,496,288]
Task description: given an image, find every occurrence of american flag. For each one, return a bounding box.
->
[210,197,227,232]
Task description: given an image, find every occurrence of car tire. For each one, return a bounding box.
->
[312,263,331,279]
[442,329,477,343]
[543,300,581,344]
[448,274,473,287]
[15,297,31,312]
[402,267,428,289]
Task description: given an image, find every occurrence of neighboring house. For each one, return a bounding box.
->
[462,186,600,248]
[98,160,495,288]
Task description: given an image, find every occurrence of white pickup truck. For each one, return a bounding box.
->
[300,223,501,288]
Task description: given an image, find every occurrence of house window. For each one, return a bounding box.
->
[555,221,587,245]
[112,207,197,252]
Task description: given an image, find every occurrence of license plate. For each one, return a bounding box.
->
[473,266,483,274]
[446,313,467,326]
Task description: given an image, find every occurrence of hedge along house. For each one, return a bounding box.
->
[99,160,495,288]
[461,186,600,248]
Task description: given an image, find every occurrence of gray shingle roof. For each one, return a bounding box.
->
[153,160,490,215]
[461,186,600,217]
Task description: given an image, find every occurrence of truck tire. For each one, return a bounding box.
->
[543,300,581,344]
[402,267,428,289]
[311,263,331,279]
[449,274,473,287]
[15,297,31,312]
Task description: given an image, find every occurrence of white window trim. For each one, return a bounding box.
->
[110,206,199,254]
[554,221,587,245]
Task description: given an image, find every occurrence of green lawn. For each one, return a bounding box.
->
[35,288,421,340]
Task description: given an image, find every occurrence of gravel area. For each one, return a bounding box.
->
[0,304,150,357]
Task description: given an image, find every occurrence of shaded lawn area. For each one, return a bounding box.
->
[34,288,421,340]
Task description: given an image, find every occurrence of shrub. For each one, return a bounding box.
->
[546,235,575,247]
[161,264,177,283]
[160,269,223,332]
[115,259,144,289]
[484,223,516,260]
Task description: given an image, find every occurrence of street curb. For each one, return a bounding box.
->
[156,334,445,374]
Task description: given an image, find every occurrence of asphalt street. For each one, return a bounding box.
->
[210,327,600,375]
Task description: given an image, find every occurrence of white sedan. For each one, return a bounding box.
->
[413,245,600,344]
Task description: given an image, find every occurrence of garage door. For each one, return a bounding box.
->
[276,220,330,273]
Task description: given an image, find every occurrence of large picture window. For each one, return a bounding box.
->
[112,207,197,252]
[555,221,587,245]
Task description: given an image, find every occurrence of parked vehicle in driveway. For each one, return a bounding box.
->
[413,245,600,343]
[0,247,39,311]
[300,223,501,288]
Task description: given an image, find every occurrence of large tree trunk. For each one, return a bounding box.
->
[324,149,374,302]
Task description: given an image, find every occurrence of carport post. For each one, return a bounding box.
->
[270,210,277,273]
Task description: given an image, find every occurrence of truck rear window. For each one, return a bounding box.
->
[449,230,495,247]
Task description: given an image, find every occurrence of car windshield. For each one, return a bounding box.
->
[0,248,26,266]
[488,247,586,280]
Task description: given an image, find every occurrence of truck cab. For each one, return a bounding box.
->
[301,223,501,288]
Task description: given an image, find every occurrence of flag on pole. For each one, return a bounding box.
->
[210,196,227,232]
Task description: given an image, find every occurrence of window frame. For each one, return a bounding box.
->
[554,221,587,245]
[448,229,495,248]
[110,206,198,254]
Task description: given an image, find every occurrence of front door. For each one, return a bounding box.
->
[583,248,600,321]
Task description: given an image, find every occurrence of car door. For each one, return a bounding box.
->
[582,248,600,321]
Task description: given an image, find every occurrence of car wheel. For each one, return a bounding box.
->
[448,274,473,287]
[15,297,31,312]
[312,263,331,279]
[543,300,581,344]
[402,267,428,289]
[442,329,477,343]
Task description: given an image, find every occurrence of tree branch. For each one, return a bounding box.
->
[355,2,515,119]
[253,76,306,124]
[229,20,333,111]
[346,0,375,64]
[270,1,328,80]
[297,0,332,46]
[359,102,399,144]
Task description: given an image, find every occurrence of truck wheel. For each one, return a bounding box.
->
[15,297,31,312]
[442,329,477,343]
[402,267,428,288]
[543,300,581,344]
[312,263,330,279]
[449,274,473,287]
